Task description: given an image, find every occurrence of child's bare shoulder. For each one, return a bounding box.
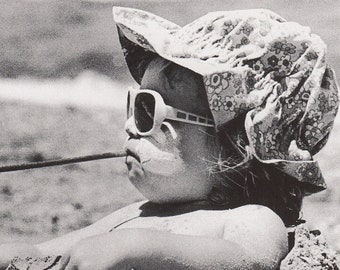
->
[222,205,288,266]
[90,200,147,231]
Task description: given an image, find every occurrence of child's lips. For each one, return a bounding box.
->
[125,155,145,182]
[124,139,144,180]
[125,147,142,178]
[125,148,141,163]
[124,139,142,163]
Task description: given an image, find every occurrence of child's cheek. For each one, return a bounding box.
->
[137,139,184,176]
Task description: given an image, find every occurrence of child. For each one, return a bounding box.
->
[1,7,338,270]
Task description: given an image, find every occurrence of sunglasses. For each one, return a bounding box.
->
[127,88,214,136]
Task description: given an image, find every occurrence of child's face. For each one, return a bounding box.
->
[124,58,220,203]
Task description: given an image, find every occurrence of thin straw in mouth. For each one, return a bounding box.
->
[0,151,127,173]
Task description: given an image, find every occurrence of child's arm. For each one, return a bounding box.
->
[0,243,42,270]
[65,227,284,270]
[0,201,145,269]
[65,205,288,270]
[65,229,254,270]
[35,201,144,255]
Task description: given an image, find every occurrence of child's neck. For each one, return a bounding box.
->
[139,200,217,217]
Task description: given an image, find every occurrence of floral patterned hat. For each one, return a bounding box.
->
[113,7,339,194]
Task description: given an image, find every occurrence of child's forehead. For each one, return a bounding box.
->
[140,57,171,90]
[140,57,212,117]
[140,57,203,105]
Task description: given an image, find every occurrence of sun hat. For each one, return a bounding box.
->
[113,7,339,194]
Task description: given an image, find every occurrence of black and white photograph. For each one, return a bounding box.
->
[0,0,339,269]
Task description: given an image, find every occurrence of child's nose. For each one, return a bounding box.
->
[125,117,140,138]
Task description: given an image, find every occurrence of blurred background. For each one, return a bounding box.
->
[0,0,339,253]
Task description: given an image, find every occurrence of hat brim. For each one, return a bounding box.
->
[113,7,280,82]
[113,7,180,84]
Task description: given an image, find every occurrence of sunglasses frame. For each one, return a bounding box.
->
[127,87,214,136]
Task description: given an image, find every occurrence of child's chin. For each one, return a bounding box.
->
[131,171,209,204]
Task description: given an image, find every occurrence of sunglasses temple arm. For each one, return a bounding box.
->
[165,106,214,127]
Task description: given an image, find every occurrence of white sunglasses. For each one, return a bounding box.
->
[127,88,214,136]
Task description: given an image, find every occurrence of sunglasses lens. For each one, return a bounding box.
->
[135,93,155,133]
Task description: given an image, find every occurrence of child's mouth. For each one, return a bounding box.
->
[125,148,141,163]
